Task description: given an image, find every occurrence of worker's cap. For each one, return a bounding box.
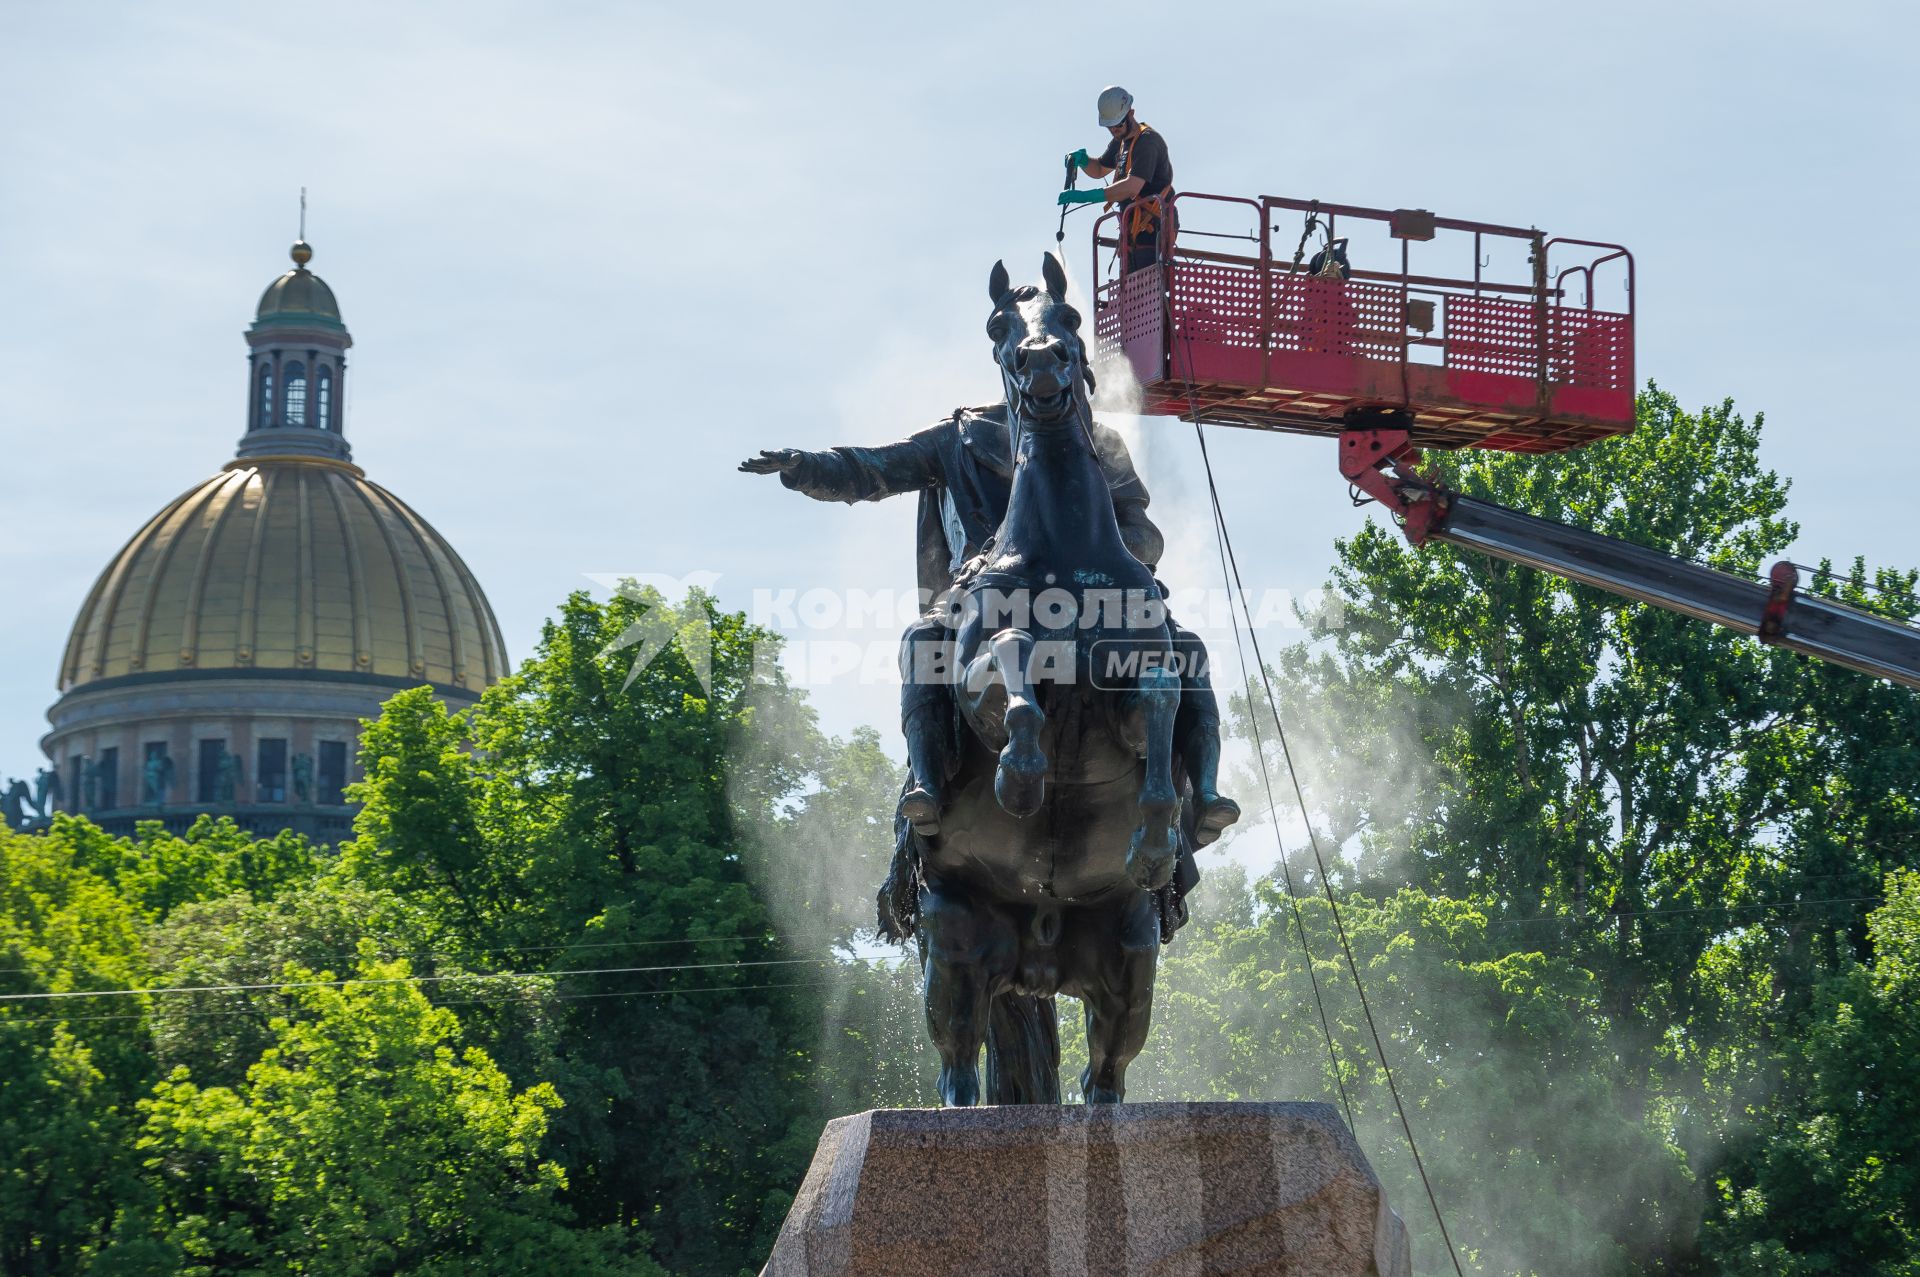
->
[1097,86,1133,128]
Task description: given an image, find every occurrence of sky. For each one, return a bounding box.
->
[1,0,1914,834]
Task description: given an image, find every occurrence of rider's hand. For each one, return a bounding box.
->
[1066,148,1090,171]
[1058,188,1104,207]
[738,449,803,475]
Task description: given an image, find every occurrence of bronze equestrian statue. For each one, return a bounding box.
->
[741,254,1238,1105]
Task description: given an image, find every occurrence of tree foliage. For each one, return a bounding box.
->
[342,587,879,1273]
[128,957,646,1276]
[0,824,155,1275]
[5,389,1918,1275]
[1214,386,1920,1272]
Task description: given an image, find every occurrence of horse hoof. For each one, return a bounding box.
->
[940,1064,981,1108]
[996,710,1048,817]
[995,762,1046,818]
[899,787,942,837]
[1127,824,1177,890]
[1080,1065,1123,1105]
[1193,795,1242,847]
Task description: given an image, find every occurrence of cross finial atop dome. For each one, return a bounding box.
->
[289,190,315,269]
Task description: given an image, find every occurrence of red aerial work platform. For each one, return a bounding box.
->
[1092,194,1635,454]
[1085,191,1920,690]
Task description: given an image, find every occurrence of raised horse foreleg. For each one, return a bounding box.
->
[974,627,1047,818]
[1125,663,1181,889]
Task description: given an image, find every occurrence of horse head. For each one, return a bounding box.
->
[987,254,1096,432]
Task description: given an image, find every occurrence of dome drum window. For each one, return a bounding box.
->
[284,361,308,426]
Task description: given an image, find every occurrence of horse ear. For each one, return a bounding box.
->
[1041,252,1068,300]
[988,260,1011,306]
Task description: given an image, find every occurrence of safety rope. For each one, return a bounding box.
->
[1134,237,1352,1131]
[1161,281,1467,1273]
[1194,425,1467,1277]
[1198,441,1358,1134]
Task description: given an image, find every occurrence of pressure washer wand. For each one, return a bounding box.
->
[1055,152,1077,249]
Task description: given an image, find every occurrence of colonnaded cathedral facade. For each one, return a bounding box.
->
[14,239,508,841]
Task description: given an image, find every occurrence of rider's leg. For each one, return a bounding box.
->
[1170,617,1241,846]
[898,616,955,837]
[1125,663,1181,890]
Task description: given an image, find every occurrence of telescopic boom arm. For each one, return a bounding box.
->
[1339,423,1920,691]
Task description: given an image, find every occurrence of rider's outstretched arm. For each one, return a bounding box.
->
[738,425,946,505]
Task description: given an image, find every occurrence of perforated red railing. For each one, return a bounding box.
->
[1091,194,1636,454]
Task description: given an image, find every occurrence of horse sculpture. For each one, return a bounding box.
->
[1,779,31,831]
[911,254,1188,1106]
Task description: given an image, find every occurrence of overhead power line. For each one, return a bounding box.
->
[0,974,902,1029]
[0,955,878,1004]
[0,924,866,978]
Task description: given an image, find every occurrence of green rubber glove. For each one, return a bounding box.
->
[1066,148,1090,170]
[1058,188,1104,207]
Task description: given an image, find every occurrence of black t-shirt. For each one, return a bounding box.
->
[1098,125,1173,200]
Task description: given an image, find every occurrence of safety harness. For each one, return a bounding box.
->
[1113,122,1174,254]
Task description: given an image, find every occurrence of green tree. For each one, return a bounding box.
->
[143,875,453,1091]
[1702,869,1920,1274]
[63,814,319,922]
[730,717,942,1116]
[1215,386,1919,1269]
[344,588,833,1274]
[1126,866,1686,1276]
[127,957,648,1276]
[0,823,156,1275]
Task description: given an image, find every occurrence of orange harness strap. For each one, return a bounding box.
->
[1115,124,1172,252]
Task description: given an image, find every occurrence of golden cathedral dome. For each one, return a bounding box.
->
[38,234,506,842]
[59,455,507,696]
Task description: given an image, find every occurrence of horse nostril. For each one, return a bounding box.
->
[1014,347,1031,370]
[1049,339,1068,362]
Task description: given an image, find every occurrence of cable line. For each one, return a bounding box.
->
[1197,424,1357,1134]
[0,924,864,978]
[0,955,858,1004]
[1185,375,1466,1275]
[1,974,899,1029]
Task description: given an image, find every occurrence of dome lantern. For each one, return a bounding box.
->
[241,239,354,463]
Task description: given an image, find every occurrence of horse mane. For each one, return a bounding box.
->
[990,284,1081,323]
[992,283,1044,309]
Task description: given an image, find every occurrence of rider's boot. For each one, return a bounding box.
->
[1183,723,1241,848]
[1167,616,1241,847]
[899,697,950,838]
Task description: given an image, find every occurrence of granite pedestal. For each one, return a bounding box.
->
[763,1102,1412,1277]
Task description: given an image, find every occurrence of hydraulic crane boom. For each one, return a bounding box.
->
[1340,423,1920,692]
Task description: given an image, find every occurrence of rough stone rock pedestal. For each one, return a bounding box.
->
[762,1102,1412,1277]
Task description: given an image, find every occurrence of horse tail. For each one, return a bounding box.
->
[984,993,1061,1104]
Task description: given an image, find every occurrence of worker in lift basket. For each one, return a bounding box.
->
[1060,86,1175,271]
